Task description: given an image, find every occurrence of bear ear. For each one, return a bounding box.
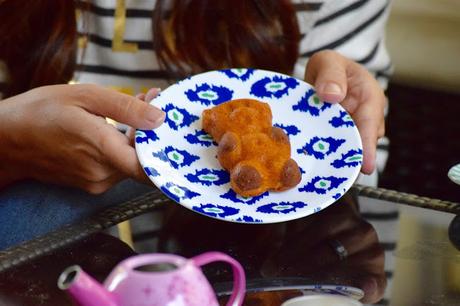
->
[271,127,289,144]
[280,159,302,189]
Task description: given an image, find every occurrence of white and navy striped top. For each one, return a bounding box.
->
[70,0,393,95]
[1,0,393,105]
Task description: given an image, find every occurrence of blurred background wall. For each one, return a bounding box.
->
[380,0,460,203]
[381,2,460,305]
[386,0,460,93]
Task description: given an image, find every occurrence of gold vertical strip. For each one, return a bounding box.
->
[117,221,135,250]
[112,0,138,52]
[78,36,88,49]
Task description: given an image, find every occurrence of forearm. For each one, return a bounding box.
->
[0,97,27,189]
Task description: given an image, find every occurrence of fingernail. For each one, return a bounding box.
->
[322,82,342,95]
[145,88,162,103]
[147,87,161,94]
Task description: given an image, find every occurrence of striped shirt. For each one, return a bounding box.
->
[73,0,393,94]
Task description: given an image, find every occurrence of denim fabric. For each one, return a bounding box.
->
[0,179,154,250]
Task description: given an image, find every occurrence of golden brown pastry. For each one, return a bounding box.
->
[202,98,301,197]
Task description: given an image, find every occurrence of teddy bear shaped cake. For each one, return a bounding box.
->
[202,98,301,197]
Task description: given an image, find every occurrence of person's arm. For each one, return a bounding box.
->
[0,84,165,193]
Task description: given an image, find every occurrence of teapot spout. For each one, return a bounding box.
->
[58,265,118,306]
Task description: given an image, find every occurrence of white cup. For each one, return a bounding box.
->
[281,294,363,306]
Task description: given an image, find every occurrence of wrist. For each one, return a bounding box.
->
[0,98,28,187]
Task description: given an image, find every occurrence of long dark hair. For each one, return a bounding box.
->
[152,0,300,78]
[0,0,300,98]
[0,1,77,98]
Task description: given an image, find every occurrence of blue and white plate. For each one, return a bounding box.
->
[135,69,362,224]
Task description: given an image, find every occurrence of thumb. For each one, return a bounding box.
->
[99,125,151,182]
[305,51,348,103]
[73,84,165,129]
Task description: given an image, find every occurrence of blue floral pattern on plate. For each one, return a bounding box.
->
[164,104,199,130]
[153,146,199,169]
[192,203,239,218]
[160,182,200,202]
[184,130,216,147]
[331,149,363,169]
[135,69,362,224]
[250,75,299,99]
[274,123,301,136]
[330,110,355,128]
[257,202,308,214]
[220,68,255,81]
[292,88,332,116]
[185,83,233,106]
[144,167,159,177]
[299,176,348,195]
[297,137,346,160]
[185,168,229,186]
[135,130,159,144]
[220,189,269,205]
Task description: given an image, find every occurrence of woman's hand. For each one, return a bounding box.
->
[305,50,386,174]
[0,84,165,193]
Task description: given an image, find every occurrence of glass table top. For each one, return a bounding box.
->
[0,188,458,306]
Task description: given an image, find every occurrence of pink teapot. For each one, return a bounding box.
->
[58,251,246,306]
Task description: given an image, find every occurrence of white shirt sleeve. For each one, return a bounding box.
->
[294,0,393,90]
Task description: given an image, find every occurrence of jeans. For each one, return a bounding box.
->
[0,179,154,250]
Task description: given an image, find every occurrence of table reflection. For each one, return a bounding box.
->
[0,194,387,305]
[158,194,386,304]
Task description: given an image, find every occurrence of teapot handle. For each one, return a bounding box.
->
[192,252,246,306]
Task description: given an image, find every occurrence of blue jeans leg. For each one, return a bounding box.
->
[0,179,154,250]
